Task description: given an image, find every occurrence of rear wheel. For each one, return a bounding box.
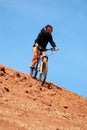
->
[30,63,38,78]
[39,61,48,85]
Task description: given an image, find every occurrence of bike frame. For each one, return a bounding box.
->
[30,48,55,85]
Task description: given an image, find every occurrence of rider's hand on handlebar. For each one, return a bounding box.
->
[54,47,59,51]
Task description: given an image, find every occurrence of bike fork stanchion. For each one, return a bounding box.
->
[39,61,48,86]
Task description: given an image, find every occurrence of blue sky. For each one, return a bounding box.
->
[0,0,87,97]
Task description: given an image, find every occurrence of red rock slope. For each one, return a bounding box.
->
[0,64,87,130]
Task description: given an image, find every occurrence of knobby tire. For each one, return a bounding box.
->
[39,61,48,85]
[30,62,38,78]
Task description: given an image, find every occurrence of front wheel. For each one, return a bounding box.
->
[39,61,48,85]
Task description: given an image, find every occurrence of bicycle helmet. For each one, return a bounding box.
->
[44,24,53,33]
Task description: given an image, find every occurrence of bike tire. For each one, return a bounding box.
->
[30,62,38,78]
[39,62,48,85]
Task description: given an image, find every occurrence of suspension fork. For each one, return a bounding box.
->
[39,56,48,73]
[42,56,48,62]
[41,51,48,62]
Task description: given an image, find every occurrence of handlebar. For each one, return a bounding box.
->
[38,46,59,52]
[45,48,54,51]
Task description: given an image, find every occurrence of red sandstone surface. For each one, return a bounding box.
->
[0,64,87,130]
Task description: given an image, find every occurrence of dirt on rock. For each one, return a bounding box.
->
[0,64,87,130]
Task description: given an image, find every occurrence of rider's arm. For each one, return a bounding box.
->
[49,35,59,50]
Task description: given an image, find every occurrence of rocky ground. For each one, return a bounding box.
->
[0,64,87,130]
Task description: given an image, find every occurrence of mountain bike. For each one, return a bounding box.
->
[30,48,57,85]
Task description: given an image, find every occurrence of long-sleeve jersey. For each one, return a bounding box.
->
[33,28,56,49]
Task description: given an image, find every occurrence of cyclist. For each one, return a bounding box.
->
[30,24,58,68]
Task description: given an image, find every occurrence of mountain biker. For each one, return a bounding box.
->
[30,24,59,68]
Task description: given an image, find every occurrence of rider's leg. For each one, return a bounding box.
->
[30,46,40,67]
